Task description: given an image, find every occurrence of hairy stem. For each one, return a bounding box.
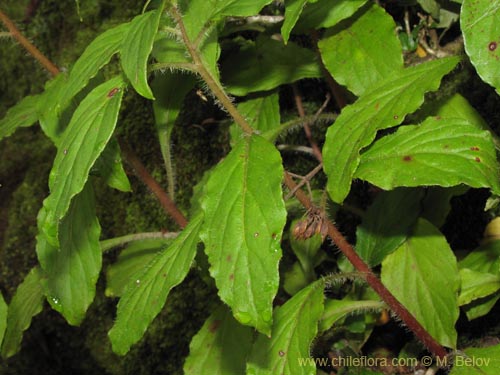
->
[100,231,179,252]
[0,8,60,76]
[120,142,188,229]
[284,172,447,359]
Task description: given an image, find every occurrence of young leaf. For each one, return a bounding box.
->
[461,0,500,93]
[105,238,173,297]
[1,268,44,359]
[36,183,101,326]
[184,304,253,375]
[246,279,324,375]
[355,117,500,194]
[449,343,500,375]
[0,292,7,348]
[121,8,163,99]
[356,188,424,267]
[40,76,125,246]
[318,3,403,96]
[93,138,131,192]
[281,0,309,44]
[0,94,41,141]
[322,56,459,203]
[109,213,203,355]
[319,298,386,332]
[230,92,280,144]
[222,36,322,96]
[381,219,460,348]
[200,135,286,335]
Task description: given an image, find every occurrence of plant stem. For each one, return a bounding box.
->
[100,231,179,252]
[169,6,254,135]
[283,172,448,359]
[120,142,188,229]
[0,8,60,77]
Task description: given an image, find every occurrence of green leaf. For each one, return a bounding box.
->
[0,94,41,141]
[184,304,253,375]
[179,0,273,40]
[461,0,500,93]
[37,74,69,142]
[1,268,44,359]
[318,3,403,96]
[36,183,101,325]
[458,268,500,306]
[281,0,309,44]
[459,240,500,273]
[40,76,125,246]
[222,36,322,96]
[109,213,202,355]
[421,186,469,228]
[63,22,129,108]
[105,238,173,297]
[319,298,386,332]
[355,117,500,193]
[230,92,280,144]
[121,8,163,99]
[417,0,440,18]
[356,188,424,267]
[294,0,368,32]
[283,262,311,296]
[449,344,500,375]
[0,292,7,348]
[381,219,459,348]
[200,135,286,335]
[93,138,131,192]
[246,280,324,375]
[323,56,459,203]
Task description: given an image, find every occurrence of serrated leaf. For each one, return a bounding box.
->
[355,117,500,193]
[294,0,368,32]
[281,0,309,44]
[0,292,7,348]
[230,92,280,144]
[381,219,459,348]
[40,76,125,246]
[36,183,101,325]
[121,8,163,99]
[319,298,385,332]
[461,0,500,93]
[449,344,500,375]
[222,36,322,96]
[458,268,500,306]
[318,3,403,96]
[184,304,253,375]
[200,135,286,335]
[109,213,202,355]
[246,279,324,375]
[1,268,44,359]
[105,238,173,297]
[323,56,459,203]
[93,138,131,192]
[356,188,423,267]
[0,94,41,141]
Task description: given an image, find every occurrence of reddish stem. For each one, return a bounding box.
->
[0,8,60,77]
[283,172,448,359]
[120,142,188,229]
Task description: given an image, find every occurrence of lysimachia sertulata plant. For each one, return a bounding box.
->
[2,0,500,373]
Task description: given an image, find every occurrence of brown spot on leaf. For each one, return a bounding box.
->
[107,87,120,97]
[475,157,481,162]
[402,155,412,162]
[393,115,399,120]
[279,350,285,357]
[435,116,442,120]
[470,146,480,151]
[209,320,221,333]
[271,233,277,240]
[375,103,380,110]
[229,274,234,280]
[489,41,497,51]
[226,255,232,262]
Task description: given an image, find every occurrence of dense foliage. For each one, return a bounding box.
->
[1,0,500,374]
